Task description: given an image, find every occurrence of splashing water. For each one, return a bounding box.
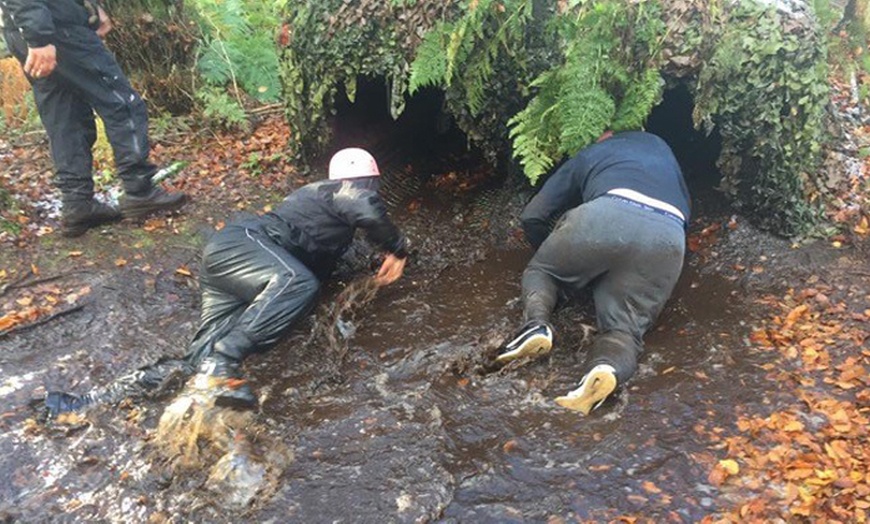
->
[153,376,292,510]
[307,277,380,377]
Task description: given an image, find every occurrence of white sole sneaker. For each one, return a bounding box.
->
[496,333,553,363]
[555,365,617,415]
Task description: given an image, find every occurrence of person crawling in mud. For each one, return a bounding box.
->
[185,147,408,407]
[45,148,407,414]
[497,131,690,415]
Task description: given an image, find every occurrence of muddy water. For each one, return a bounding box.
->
[0,169,788,521]
[236,244,774,523]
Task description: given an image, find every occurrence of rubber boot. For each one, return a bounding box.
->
[61,199,122,237]
[119,187,187,220]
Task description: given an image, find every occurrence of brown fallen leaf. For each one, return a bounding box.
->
[502,439,520,453]
[15,296,33,307]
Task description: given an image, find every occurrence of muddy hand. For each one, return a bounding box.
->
[374,254,406,286]
[24,45,57,78]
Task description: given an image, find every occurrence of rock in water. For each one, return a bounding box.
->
[207,437,268,509]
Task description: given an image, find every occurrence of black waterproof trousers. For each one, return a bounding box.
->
[4,25,156,203]
[185,222,321,365]
[522,197,685,384]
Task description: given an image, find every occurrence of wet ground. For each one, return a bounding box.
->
[1,88,865,521]
[1,162,838,522]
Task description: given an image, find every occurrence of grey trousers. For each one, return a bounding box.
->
[522,196,685,383]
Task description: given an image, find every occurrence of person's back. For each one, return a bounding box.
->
[572,131,690,217]
[520,131,689,249]
[259,177,404,279]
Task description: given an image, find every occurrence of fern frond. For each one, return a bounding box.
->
[462,50,493,115]
[508,70,562,183]
[557,82,615,156]
[409,24,451,94]
[611,68,663,131]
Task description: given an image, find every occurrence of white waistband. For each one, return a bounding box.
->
[606,188,686,221]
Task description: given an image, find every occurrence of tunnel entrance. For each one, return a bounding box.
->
[328,77,496,203]
[327,77,724,218]
[646,83,724,211]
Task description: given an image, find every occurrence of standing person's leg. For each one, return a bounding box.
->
[3,28,121,237]
[556,206,685,414]
[498,205,610,363]
[50,26,185,219]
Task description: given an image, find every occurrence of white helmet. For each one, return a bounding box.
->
[328,148,380,180]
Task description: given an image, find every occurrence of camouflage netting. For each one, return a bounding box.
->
[280,0,838,236]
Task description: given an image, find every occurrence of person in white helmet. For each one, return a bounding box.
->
[186,148,408,407]
[40,148,406,416]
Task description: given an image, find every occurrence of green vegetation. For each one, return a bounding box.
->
[196,0,282,102]
[280,0,834,234]
[410,0,667,183]
[504,2,666,183]
[0,0,852,236]
[694,1,830,235]
[103,0,280,125]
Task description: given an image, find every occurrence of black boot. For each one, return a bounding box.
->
[61,199,122,237]
[196,352,257,409]
[119,187,187,220]
[43,391,96,418]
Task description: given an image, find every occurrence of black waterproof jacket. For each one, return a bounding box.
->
[257,178,407,279]
[1,0,93,47]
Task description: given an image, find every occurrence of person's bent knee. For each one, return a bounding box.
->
[298,272,320,300]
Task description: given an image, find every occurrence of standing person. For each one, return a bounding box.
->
[497,131,689,415]
[1,0,186,237]
[188,148,407,407]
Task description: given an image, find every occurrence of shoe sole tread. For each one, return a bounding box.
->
[496,334,553,363]
[555,370,617,415]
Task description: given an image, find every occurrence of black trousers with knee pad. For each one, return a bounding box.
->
[185,222,321,365]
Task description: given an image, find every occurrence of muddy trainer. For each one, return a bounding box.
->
[499,131,690,415]
[1,0,186,237]
[189,148,408,407]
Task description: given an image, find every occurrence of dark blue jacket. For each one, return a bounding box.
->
[521,131,690,249]
[1,0,94,47]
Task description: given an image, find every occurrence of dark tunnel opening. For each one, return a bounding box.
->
[327,77,725,217]
[646,84,724,212]
[327,77,495,196]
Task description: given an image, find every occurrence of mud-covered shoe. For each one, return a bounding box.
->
[496,320,554,363]
[43,391,95,418]
[61,199,121,237]
[196,354,257,409]
[119,187,187,220]
[555,364,617,415]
